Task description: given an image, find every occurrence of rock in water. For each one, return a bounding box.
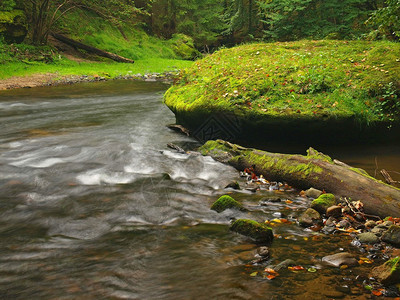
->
[298,208,321,227]
[326,205,342,218]
[370,257,400,285]
[382,225,400,247]
[225,181,240,190]
[357,232,380,244]
[211,195,244,213]
[230,219,273,243]
[305,187,323,199]
[322,252,358,267]
[311,193,336,214]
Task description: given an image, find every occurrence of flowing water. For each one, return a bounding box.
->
[0,80,399,299]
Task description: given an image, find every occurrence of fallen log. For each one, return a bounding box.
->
[198,140,400,218]
[51,33,134,63]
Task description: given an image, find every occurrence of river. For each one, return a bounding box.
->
[0,80,399,299]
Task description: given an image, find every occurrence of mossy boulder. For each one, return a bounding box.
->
[370,257,400,285]
[230,219,273,243]
[164,40,400,145]
[169,33,200,60]
[211,195,244,213]
[311,193,336,214]
[0,10,27,43]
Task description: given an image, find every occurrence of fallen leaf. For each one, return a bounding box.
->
[266,274,277,280]
[285,200,293,204]
[288,266,305,271]
[307,267,317,273]
[340,265,348,270]
[250,272,258,277]
[264,268,279,275]
[371,290,383,296]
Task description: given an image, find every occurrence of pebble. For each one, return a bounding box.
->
[364,220,377,228]
[305,187,322,199]
[322,252,358,267]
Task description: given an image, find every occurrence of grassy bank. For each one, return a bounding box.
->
[164,40,400,144]
[0,9,195,81]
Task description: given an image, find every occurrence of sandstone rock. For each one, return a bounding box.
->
[298,208,321,227]
[357,232,379,244]
[305,187,322,199]
[322,252,358,267]
[382,225,400,247]
[326,205,342,218]
[370,257,400,285]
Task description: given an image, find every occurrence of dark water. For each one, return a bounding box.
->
[0,80,399,299]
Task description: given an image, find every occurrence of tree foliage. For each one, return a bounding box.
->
[367,0,400,40]
[258,0,379,40]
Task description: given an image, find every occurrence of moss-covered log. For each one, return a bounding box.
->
[198,139,400,218]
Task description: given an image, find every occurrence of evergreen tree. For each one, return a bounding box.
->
[367,0,400,40]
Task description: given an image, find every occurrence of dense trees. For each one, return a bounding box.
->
[1,0,399,46]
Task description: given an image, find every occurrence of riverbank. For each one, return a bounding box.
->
[164,40,400,145]
[0,58,194,90]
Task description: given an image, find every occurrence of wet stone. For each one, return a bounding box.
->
[305,187,322,199]
[273,259,296,271]
[365,220,377,228]
[382,225,400,247]
[338,219,351,229]
[357,232,379,244]
[326,205,342,218]
[325,216,336,227]
[322,252,358,267]
[298,208,321,227]
[257,246,270,257]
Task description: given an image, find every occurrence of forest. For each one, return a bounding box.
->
[1,0,399,49]
[1,1,400,299]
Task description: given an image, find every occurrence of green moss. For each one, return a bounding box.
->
[246,152,323,179]
[211,195,244,213]
[230,219,273,243]
[350,168,400,191]
[311,193,336,214]
[164,40,400,140]
[0,10,24,24]
[169,34,200,60]
[387,257,400,272]
[307,147,333,163]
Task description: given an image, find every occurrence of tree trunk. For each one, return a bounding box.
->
[198,140,400,218]
[51,33,134,63]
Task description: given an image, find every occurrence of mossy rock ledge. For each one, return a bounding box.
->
[164,40,400,145]
[230,219,273,243]
[370,257,400,285]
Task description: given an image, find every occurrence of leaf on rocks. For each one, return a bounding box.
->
[288,265,305,271]
[307,267,317,273]
[250,271,258,277]
[264,268,279,276]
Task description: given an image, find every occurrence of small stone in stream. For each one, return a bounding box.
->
[338,219,351,229]
[225,181,240,190]
[311,193,336,214]
[298,208,321,227]
[354,213,365,222]
[382,225,400,247]
[211,195,244,213]
[273,259,296,271]
[322,252,358,267]
[370,257,400,285]
[326,205,342,218]
[365,220,377,228]
[325,216,336,227]
[245,183,259,193]
[371,226,387,236]
[257,246,270,257]
[305,188,322,199]
[230,219,273,243]
[322,225,336,234]
[357,232,380,244]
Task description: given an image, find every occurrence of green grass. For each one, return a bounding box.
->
[0,9,195,81]
[0,58,194,80]
[165,40,400,124]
